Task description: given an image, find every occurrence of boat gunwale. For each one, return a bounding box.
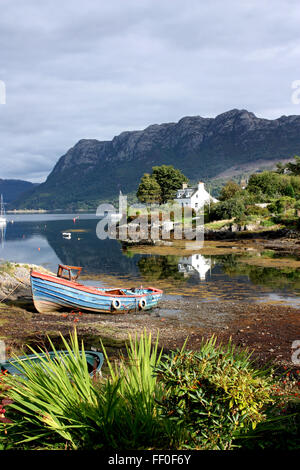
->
[1,350,103,365]
[31,270,163,298]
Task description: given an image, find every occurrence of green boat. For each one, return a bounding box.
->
[0,350,104,378]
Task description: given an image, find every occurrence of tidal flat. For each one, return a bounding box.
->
[0,236,300,372]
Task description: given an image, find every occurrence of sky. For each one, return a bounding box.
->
[0,0,300,183]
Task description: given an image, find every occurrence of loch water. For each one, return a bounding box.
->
[1,213,300,306]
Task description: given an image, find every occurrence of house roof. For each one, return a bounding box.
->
[175,187,197,198]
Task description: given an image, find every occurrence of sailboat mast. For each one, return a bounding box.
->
[0,195,4,216]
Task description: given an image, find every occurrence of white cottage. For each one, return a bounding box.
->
[174,182,218,211]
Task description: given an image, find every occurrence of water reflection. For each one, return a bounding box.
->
[0,214,299,304]
[0,221,6,249]
[178,254,211,280]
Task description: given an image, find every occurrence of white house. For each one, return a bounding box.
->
[174,182,218,211]
[178,254,211,280]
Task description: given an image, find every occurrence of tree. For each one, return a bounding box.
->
[286,155,300,176]
[151,165,188,204]
[219,181,241,201]
[269,196,296,215]
[136,173,161,204]
[275,162,286,174]
[209,198,245,221]
[285,183,295,198]
[137,165,188,204]
[247,172,286,199]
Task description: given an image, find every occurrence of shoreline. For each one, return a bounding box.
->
[0,261,299,369]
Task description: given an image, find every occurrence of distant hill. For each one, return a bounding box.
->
[13,109,300,210]
[0,179,38,205]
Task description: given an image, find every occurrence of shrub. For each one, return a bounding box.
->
[154,336,276,450]
[269,197,296,214]
[245,205,270,217]
[209,198,245,221]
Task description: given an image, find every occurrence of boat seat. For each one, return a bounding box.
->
[105,289,126,295]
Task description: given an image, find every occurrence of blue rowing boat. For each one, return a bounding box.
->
[0,350,104,378]
[30,265,163,314]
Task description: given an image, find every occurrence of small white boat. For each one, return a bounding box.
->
[62,232,71,239]
[0,195,6,225]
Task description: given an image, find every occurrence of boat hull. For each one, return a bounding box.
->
[0,350,104,378]
[30,271,163,314]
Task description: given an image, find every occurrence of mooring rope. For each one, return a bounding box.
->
[0,277,30,304]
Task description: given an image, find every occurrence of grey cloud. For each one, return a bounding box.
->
[0,0,300,182]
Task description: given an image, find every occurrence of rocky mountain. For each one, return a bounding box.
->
[0,179,37,205]
[14,109,300,210]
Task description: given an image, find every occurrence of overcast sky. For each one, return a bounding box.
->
[0,0,300,182]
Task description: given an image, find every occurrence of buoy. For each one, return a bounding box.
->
[138,298,147,310]
[112,299,121,310]
[38,247,40,251]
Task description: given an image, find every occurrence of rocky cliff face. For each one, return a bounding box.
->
[14,109,300,209]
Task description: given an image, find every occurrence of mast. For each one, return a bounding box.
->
[0,195,3,216]
[0,194,6,221]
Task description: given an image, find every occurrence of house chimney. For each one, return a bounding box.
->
[198,181,204,189]
[182,183,188,189]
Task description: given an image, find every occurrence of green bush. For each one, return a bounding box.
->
[245,205,270,217]
[269,197,296,214]
[155,336,276,450]
[209,198,245,221]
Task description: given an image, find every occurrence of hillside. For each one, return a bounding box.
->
[0,179,37,204]
[13,109,300,210]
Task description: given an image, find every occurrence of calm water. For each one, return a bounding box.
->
[1,213,300,305]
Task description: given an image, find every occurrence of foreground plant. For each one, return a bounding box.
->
[0,331,298,450]
[0,329,171,450]
[154,336,281,450]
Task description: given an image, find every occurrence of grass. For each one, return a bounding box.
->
[0,262,15,276]
[204,219,233,230]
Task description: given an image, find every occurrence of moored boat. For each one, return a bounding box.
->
[0,194,6,225]
[62,232,71,239]
[30,264,163,314]
[0,350,104,378]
